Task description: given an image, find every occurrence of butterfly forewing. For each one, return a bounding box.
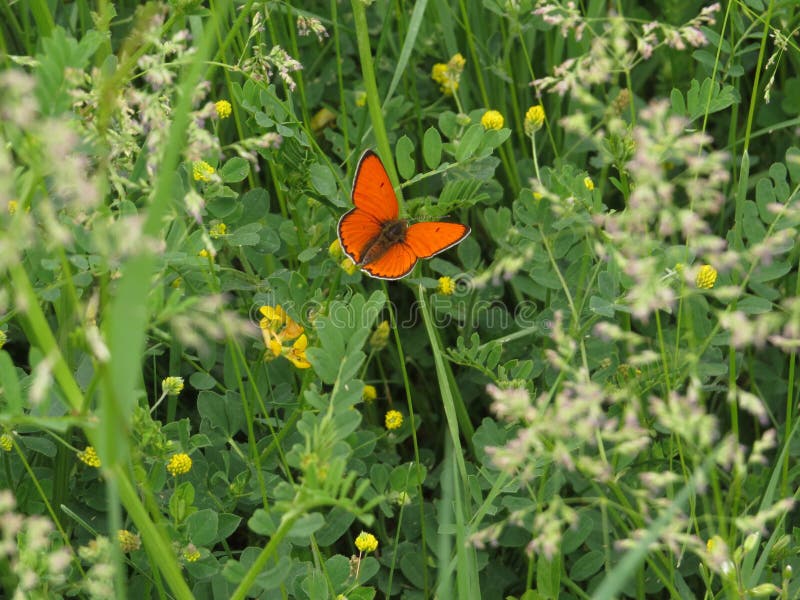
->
[351,150,400,223]
[403,222,471,258]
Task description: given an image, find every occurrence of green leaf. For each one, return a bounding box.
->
[288,512,325,541]
[737,295,773,314]
[302,572,328,599]
[215,513,242,543]
[348,587,377,600]
[683,77,740,122]
[0,351,22,414]
[186,509,219,546]
[395,135,415,180]
[248,509,277,536]
[310,162,337,199]
[326,554,352,589]
[569,550,604,581]
[589,295,616,318]
[315,507,356,546]
[169,482,197,524]
[219,157,250,183]
[298,246,321,262]
[423,127,443,169]
[536,554,561,598]
[189,372,217,390]
[227,223,262,246]
[456,124,484,162]
[562,512,594,553]
[21,436,57,457]
[197,390,245,437]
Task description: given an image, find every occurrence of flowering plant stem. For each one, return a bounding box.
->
[351,0,399,189]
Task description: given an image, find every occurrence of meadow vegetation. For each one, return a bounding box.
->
[0,0,799,598]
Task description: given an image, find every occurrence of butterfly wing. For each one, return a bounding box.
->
[337,208,383,264]
[352,150,399,223]
[403,221,471,258]
[361,242,418,279]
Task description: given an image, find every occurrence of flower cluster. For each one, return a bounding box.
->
[78,446,101,468]
[242,44,303,91]
[166,453,192,476]
[193,160,216,182]
[481,110,505,130]
[438,276,456,295]
[385,410,403,430]
[369,321,390,351]
[695,264,717,289]
[259,305,311,369]
[355,531,378,553]
[209,222,227,239]
[162,376,184,396]
[296,15,328,43]
[524,104,545,135]
[431,53,465,96]
[117,530,141,552]
[214,99,232,119]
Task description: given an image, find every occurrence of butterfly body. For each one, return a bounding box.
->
[359,219,408,265]
[338,150,470,279]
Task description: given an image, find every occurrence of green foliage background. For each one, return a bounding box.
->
[1,0,799,598]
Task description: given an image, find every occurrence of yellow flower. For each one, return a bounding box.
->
[533,192,543,200]
[78,446,101,468]
[259,305,310,368]
[285,334,311,369]
[260,305,304,339]
[340,257,359,275]
[369,320,390,351]
[328,239,344,260]
[0,330,6,349]
[362,385,377,402]
[355,91,367,107]
[198,248,210,258]
[183,544,201,562]
[117,530,141,552]
[214,100,232,119]
[167,453,192,476]
[162,376,184,396]
[355,531,378,553]
[193,160,215,182]
[437,276,455,296]
[7,200,18,215]
[524,104,545,135]
[431,53,465,96]
[0,434,12,452]
[584,176,595,191]
[171,277,183,289]
[696,264,718,289]
[209,222,227,239]
[481,110,504,131]
[385,410,403,430]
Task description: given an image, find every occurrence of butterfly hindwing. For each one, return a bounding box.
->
[351,150,399,223]
[337,208,382,264]
[403,221,471,259]
[361,242,418,279]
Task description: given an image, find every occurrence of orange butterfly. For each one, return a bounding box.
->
[337,150,470,279]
